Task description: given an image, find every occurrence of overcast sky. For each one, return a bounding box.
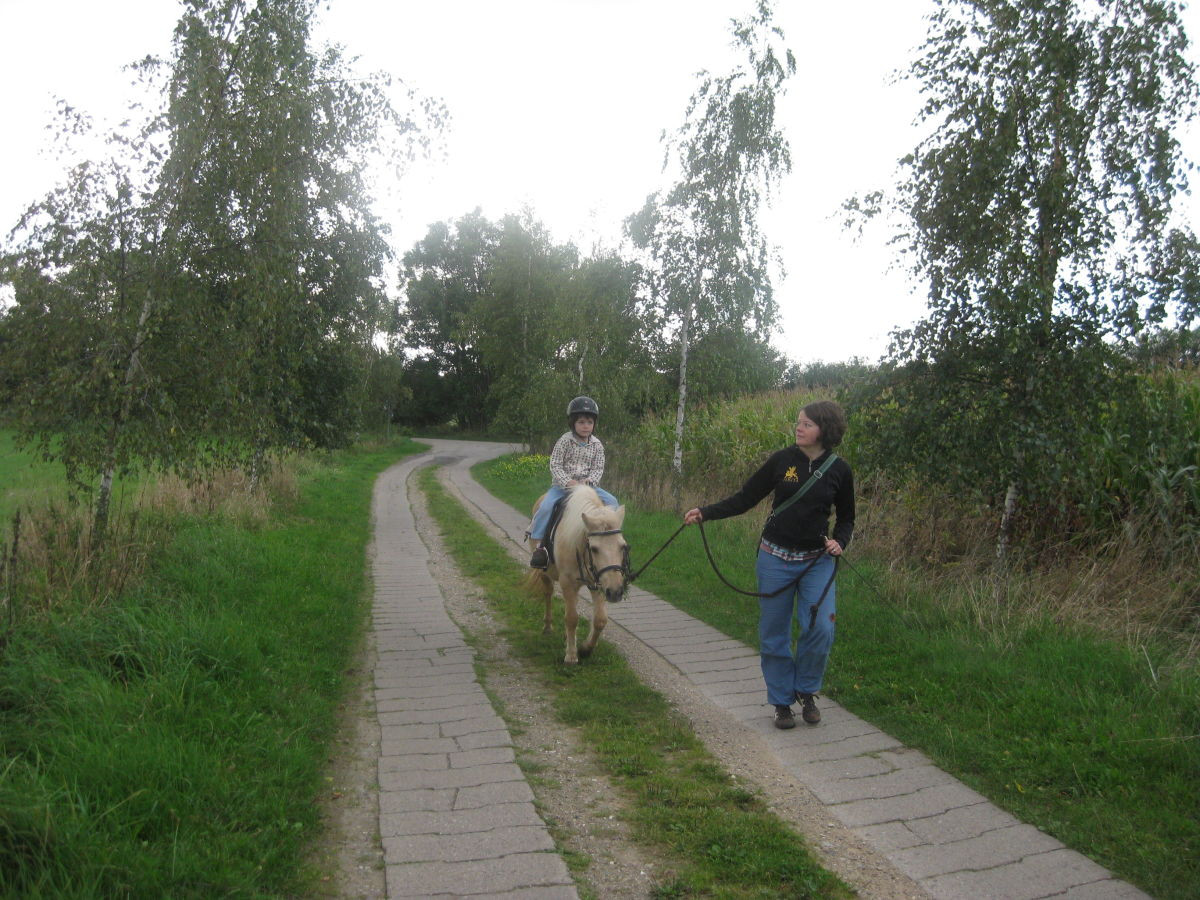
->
[3,0,1198,365]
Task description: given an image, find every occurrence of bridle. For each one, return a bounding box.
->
[576,527,631,594]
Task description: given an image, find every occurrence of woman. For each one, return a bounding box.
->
[683,400,855,729]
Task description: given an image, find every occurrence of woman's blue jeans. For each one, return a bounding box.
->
[755,549,837,705]
[528,485,619,541]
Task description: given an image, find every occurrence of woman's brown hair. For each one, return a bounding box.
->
[801,400,847,449]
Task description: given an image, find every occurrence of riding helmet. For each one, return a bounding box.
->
[567,396,599,423]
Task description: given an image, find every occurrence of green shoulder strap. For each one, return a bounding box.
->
[771,452,838,517]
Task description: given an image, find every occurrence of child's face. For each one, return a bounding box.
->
[573,416,595,438]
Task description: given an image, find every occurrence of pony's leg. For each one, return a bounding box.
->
[527,534,554,634]
[579,590,607,659]
[562,581,579,664]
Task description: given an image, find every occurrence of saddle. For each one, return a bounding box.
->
[542,494,571,566]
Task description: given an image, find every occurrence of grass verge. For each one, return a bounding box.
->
[0,437,424,897]
[475,453,1200,900]
[417,465,851,899]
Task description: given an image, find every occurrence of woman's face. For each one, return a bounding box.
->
[794,413,822,450]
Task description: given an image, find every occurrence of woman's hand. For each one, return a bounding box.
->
[824,537,843,556]
[683,508,703,525]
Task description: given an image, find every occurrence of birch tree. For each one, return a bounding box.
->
[627,0,794,490]
[1,0,441,532]
[852,0,1198,563]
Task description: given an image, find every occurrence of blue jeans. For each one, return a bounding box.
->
[755,549,837,705]
[528,485,619,541]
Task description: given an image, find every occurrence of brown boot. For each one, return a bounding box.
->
[773,705,796,729]
[797,692,821,725]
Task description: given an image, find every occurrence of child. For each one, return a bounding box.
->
[528,396,620,568]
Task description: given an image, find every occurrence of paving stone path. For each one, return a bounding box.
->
[369,440,1148,899]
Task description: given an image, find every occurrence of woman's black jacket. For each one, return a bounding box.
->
[698,446,855,553]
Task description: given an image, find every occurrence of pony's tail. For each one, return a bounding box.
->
[521,567,552,595]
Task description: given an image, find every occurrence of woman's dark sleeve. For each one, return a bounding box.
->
[698,453,780,522]
[831,465,855,549]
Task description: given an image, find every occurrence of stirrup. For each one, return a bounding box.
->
[530,546,549,570]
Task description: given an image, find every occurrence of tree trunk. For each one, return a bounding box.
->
[993,477,1020,603]
[248,420,271,494]
[95,293,154,540]
[996,479,1019,566]
[671,299,693,512]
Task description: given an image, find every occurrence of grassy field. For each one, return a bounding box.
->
[418,464,852,899]
[0,436,423,897]
[0,430,71,522]
[475,452,1200,900]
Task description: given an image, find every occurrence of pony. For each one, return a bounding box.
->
[524,484,629,664]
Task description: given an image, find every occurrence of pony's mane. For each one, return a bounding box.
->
[555,484,619,551]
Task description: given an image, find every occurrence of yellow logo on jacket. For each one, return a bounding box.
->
[783,466,799,482]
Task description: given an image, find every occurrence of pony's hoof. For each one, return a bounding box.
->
[577,646,593,659]
[542,625,552,635]
[563,656,578,665]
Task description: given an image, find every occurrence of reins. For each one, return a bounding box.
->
[630,522,841,628]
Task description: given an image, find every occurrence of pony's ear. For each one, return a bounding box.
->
[581,509,604,531]
[615,505,626,525]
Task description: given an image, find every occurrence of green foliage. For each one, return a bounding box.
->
[669,326,792,406]
[398,210,661,445]
[847,0,1200,544]
[1067,368,1200,549]
[845,362,1200,547]
[360,348,411,432]
[1,0,443,513]
[613,389,836,501]
[0,430,69,523]
[397,210,501,432]
[628,0,794,341]
[782,357,876,391]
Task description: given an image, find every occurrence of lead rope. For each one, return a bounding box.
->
[630,521,908,630]
[696,521,838,609]
[627,522,687,583]
[632,520,837,607]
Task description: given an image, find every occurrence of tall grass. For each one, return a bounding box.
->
[0,436,423,896]
[607,388,1200,660]
[2,452,311,635]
